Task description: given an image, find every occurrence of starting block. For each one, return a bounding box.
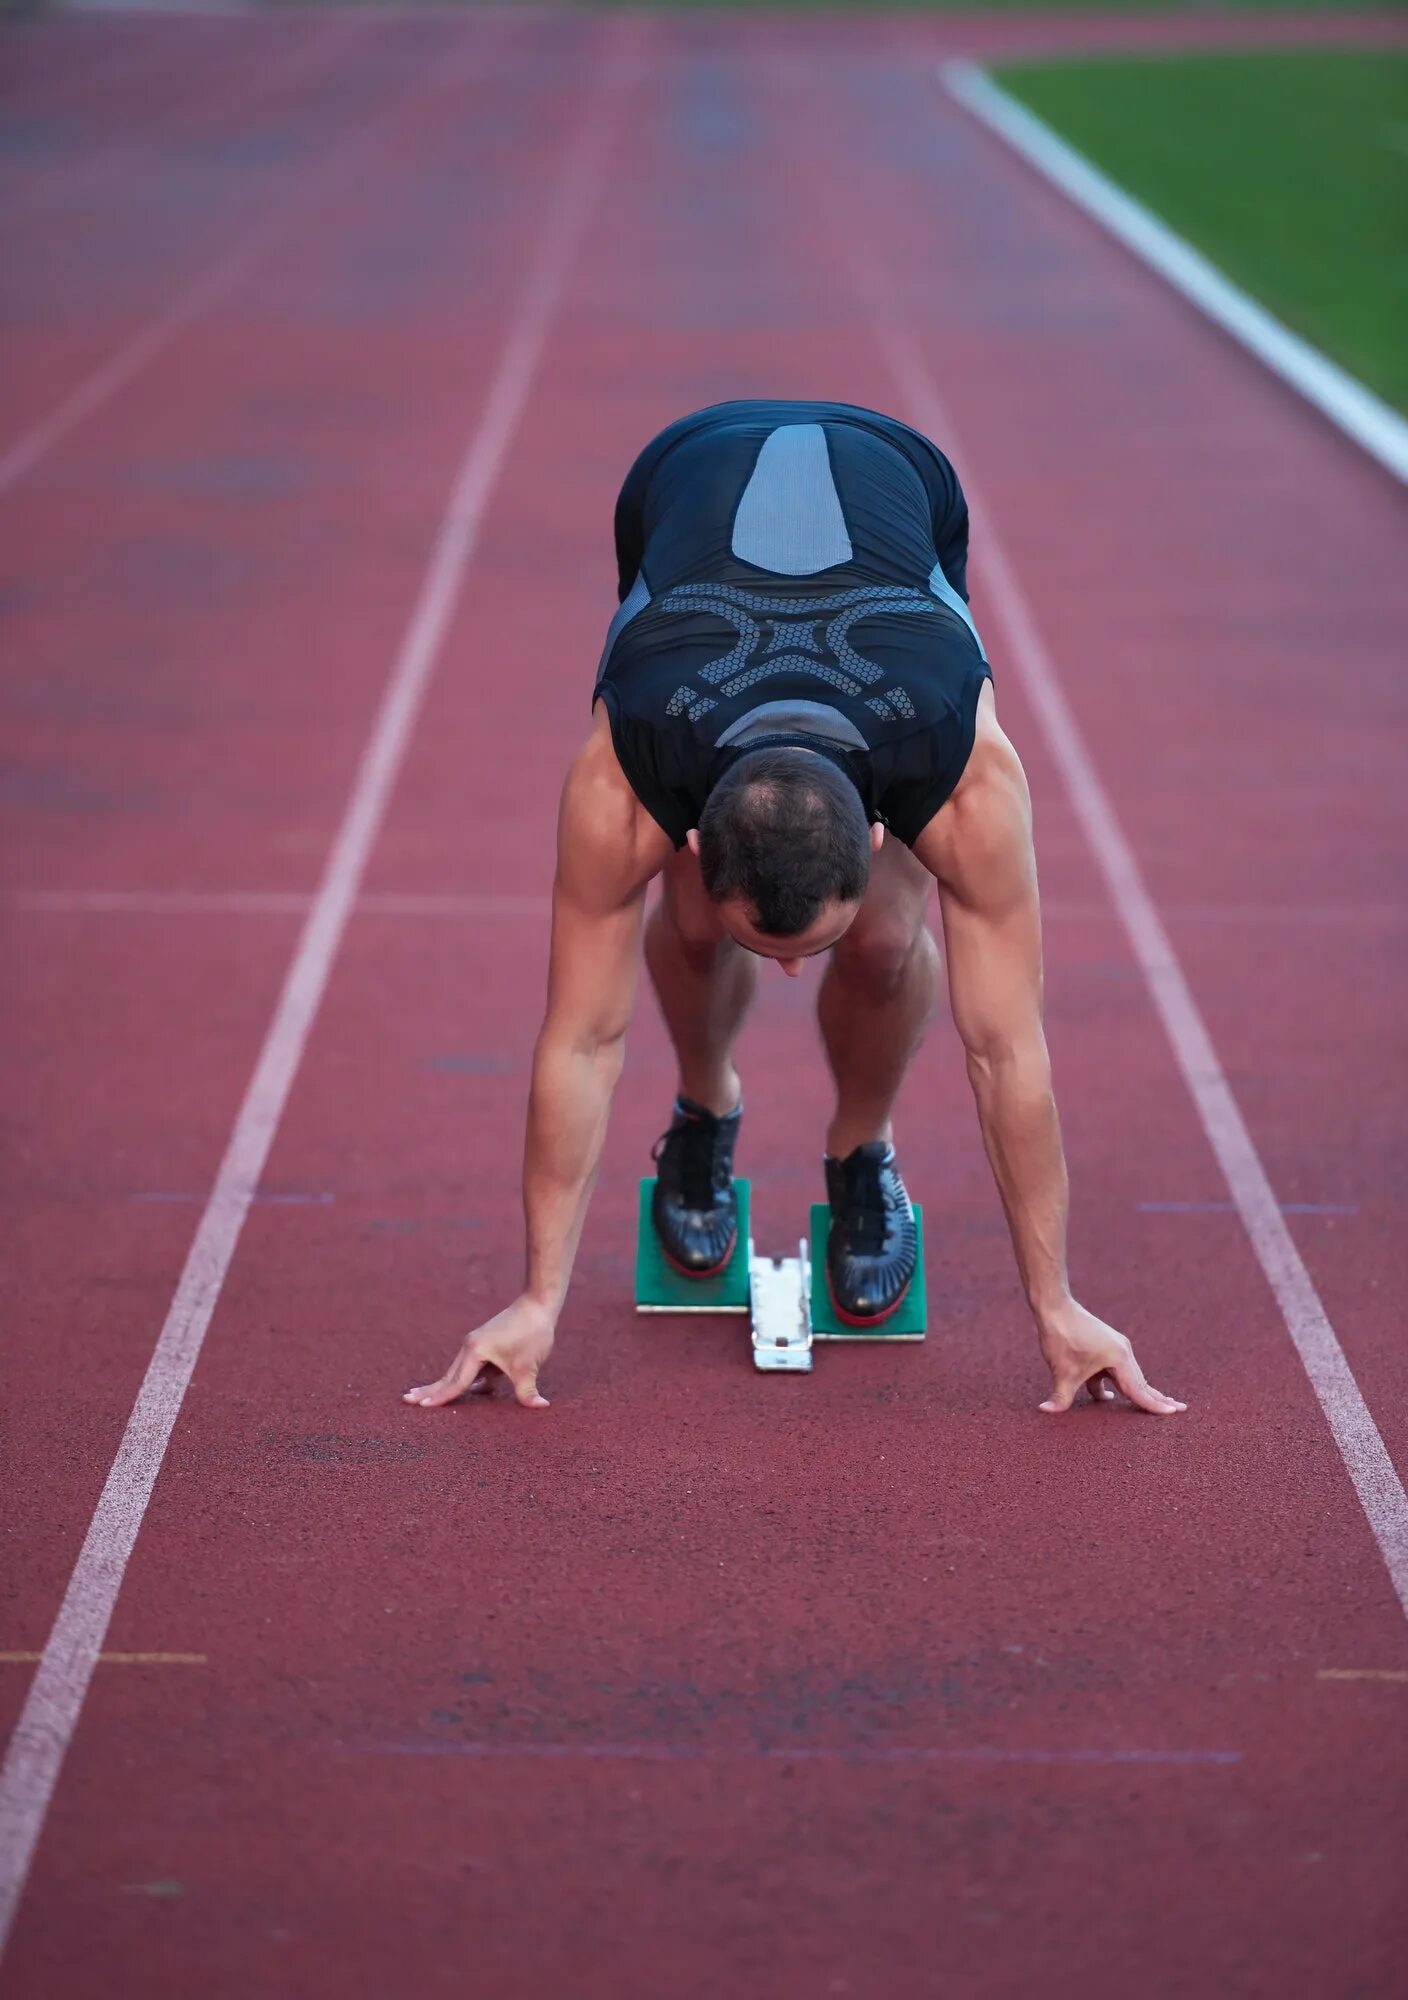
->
[809,1203,927,1341]
[635,1179,925,1373]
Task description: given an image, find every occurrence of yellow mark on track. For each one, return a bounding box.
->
[1317,1668,1408,1682]
[0,1652,206,1666]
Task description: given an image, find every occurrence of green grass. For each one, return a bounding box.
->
[994,51,1408,410]
[590,2,1376,10]
[250,0,1391,11]
[257,1,1386,12]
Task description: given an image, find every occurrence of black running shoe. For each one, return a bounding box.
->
[824,1142,917,1325]
[651,1097,742,1276]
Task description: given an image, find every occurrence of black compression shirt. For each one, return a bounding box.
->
[592,399,991,849]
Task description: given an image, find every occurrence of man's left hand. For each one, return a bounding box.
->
[1037,1299,1186,1416]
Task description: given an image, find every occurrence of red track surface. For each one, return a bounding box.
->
[2,10,1406,1996]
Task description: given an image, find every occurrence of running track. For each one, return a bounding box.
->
[2,9,1406,1996]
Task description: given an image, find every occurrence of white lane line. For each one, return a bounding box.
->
[0,16,641,1954]
[362,891,551,918]
[4,889,551,917]
[941,61,1408,488]
[872,313,1408,1620]
[1041,898,1407,931]
[6,889,313,914]
[8,890,1400,928]
[0,17,511,497]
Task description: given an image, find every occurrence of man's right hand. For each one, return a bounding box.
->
[1037,1298,1185,1417]
[403,1295,554,1411]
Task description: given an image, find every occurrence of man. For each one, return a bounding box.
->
[404,400,1185,1417]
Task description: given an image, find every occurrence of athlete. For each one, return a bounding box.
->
[404,400,1185,1418]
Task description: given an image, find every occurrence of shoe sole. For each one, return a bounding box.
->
[825,1262,912,1330]
[660,1230,737,1281]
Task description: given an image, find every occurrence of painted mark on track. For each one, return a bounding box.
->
[25,891,1394,927]
[349,1741,1242,1767]
[1138,1202,1359,1217]
[425,1054,517,1075]
[0,1654,205,1667]
[131,1190,334,1207]
[1043,898,1408,929]
[1316,1668,1408,1683]
[4,889,551,918]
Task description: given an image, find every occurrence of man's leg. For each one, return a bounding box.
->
[817,835,939,1159]
[815,837,935,1323]
[643,847,758,1272]
[644,845,757,1116]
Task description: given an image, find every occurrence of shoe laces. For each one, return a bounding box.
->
[838,1154,892,1255]
[652,1111,720,1210]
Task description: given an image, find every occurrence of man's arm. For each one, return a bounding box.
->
[916,694,1185,1416]
[405,714,670,1411]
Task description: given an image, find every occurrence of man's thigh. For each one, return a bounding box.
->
[833,834,935,973]
[657,842,729,948]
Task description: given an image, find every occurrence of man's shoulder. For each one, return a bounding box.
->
[955,693,1028,810]
[912,689,1033,900]
[559,712,675,902]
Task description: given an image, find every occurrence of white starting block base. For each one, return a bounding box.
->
[748,1239,813,1373]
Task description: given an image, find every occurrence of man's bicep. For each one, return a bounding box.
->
[541,734,652,1048]
[543,879,645,1049]
[935,767,1044,1060]
[940,889,1043,1061]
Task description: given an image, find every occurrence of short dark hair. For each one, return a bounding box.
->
[697,748,871,938]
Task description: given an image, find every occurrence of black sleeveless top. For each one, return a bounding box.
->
[593,399,991,849]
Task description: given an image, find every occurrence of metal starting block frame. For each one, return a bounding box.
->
[635,1179,925,1374]
[745,1239,814,1372]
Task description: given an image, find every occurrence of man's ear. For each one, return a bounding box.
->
[869,821,886,854]
[685,828,701,856]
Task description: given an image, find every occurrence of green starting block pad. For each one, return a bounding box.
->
[635,1177,752,1313]
[809,1203,927,1340]
[635,1180,924,1371]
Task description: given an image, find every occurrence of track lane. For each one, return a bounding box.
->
[0,16,536,894]
[0,14,192,125]
[0,0,593,1797]
[0,13,369,224]
[851,47,1408,1482]
[0,13,461,467]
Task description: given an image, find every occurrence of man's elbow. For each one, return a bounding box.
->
[537,1013,630,1067]
[962,1025,1050,1095]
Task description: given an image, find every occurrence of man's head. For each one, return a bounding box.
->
[689,746,881,973]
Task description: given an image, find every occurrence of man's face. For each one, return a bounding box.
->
[713,895,861,977]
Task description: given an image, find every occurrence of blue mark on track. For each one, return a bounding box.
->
[426,1054,517,1075]
[348,1741,1240,1767]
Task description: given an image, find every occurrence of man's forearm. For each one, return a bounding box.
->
[966,1037,1071,1320]
[520,1026,626,1318]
